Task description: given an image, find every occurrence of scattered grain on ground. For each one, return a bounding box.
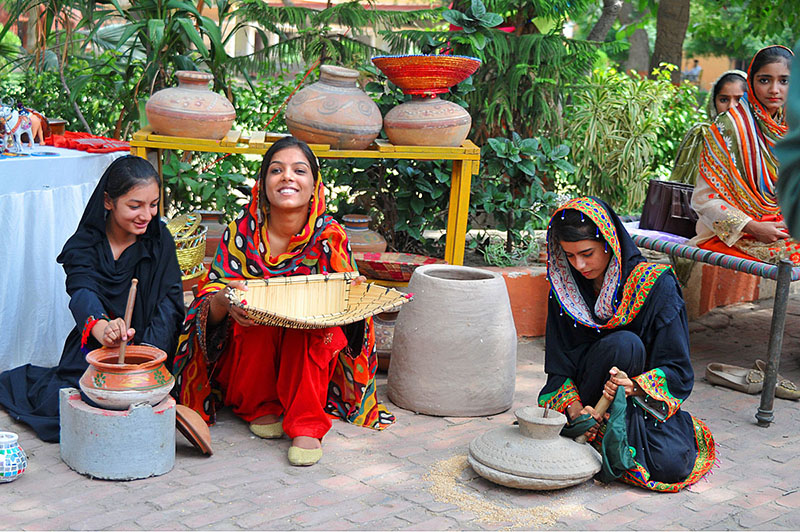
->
[425,455,584,529]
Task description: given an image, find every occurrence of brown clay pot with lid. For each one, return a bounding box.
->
[145,71,236,140]
[285,65,382,150]
[342,214,387,253]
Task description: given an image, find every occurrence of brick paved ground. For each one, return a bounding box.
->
[2,295,800,530]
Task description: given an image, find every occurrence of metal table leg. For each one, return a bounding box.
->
[756,259,793,427]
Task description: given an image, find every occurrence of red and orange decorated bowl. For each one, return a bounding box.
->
[371,54,482,96]
[355,252,447,282]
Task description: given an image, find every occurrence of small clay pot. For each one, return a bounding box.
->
[342,214,387,253]
[79,345,175,411]
[197,209,227,258]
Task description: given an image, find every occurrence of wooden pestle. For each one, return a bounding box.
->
[117,279,138,364]
[575,369,628,444]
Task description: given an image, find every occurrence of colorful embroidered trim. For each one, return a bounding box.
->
[547,197,671,329]
[633,368,682,420]
[620,416,716,492]
[80,314,108,354]
[538,378,580,413]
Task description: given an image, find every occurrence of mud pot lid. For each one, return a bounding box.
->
[176,405,213,455]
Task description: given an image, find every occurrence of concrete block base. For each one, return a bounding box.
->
[59,388,175,480]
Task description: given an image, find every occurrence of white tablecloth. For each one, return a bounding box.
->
[0,147,126,371]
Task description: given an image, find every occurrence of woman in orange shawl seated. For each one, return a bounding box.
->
[692,45,798,264]
[172,136,394,466]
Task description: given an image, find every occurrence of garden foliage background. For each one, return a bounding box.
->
[0,0,797,265]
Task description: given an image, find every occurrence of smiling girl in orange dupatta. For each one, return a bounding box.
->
[172,137,393,466]
[692,45,800,264]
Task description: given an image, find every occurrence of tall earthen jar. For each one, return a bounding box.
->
[146,71,235,140]
[285,65,382,150]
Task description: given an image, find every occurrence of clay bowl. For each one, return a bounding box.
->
[354,252,447,282]
[371,54,481,96]
[79,345,175,411]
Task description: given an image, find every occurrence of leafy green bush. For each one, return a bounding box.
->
[471,132,571,264]
[566,64,697,213]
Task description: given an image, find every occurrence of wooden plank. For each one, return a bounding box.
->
[220,130,242,147]
[144,131,223,149]
[131,127,152,141]
[462,139,480,154]
[249,131,268,148]
[374,139,396,152]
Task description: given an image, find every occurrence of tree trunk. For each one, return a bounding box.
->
[650,0,691,84]
[587,0,623,42]
[619,2,649,75]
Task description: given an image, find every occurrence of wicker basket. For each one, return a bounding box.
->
[167,213,207,281]
[229,272,412,329]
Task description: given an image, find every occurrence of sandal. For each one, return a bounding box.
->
[705,363,764,394]
[753,359,800,401]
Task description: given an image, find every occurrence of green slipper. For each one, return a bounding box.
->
[249,421,284,439]
[288,445,323,466]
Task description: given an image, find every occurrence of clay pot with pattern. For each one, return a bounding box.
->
[145,71,236,140]
[342,214,387,253]
[79,345,175,411]
[285,65,382,150]
[383,96,471,147]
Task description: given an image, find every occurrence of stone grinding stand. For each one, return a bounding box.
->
[468,406,602,490]
[59,279,176,480]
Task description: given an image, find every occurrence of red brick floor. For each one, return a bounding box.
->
[2,295,800,530]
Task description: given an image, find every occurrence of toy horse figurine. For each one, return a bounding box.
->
[0,101,43,152]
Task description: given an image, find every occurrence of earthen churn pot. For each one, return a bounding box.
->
[145,71,235,140]
[285,65,382,150]
[388,264,516,416]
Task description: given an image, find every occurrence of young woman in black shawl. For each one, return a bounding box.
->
[0,156,184,442]
[540,197,715,492]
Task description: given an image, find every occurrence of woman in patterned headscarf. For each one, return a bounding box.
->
[541,197,715,492]
[173,136,393,467]
[692,45,799,264]
[670,70,747,184]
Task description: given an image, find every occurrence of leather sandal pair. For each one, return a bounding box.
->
[705,363,764,394]
[753,359,800,401]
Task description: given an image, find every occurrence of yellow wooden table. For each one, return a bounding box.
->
[130,128,481,265]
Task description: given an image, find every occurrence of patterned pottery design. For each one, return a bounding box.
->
[79,345,175,411]
[383,96,471,147]
[0,432,27,482]
[342,214,387,253]
[146,71,235,140]
[285,65,382,150]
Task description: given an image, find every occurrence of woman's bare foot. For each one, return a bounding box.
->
[251,413,280,425]
[292,435,321,450]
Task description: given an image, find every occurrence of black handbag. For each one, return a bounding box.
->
[639,179,699,238]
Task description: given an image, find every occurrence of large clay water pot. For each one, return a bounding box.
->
[145,71,235,140]
[342,214,387,253]
[285,65,382,150]
[79,345,175,411]
[383,96,471,147]
[468,406,602,490]
[388,264,516,416]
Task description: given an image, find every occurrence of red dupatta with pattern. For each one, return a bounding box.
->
[698,45,793,219]
[172,176,394,430]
